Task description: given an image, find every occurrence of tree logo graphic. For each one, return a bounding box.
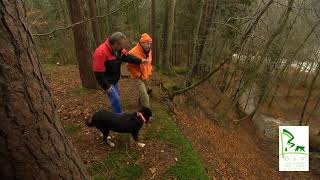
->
[279,126,309,171]
[280,129,307,157]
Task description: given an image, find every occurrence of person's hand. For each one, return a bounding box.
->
[106,86,113,94]
[141,59,148,64]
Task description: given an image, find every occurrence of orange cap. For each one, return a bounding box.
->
[140,33,152,43]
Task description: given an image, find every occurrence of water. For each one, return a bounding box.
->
[232,54,319,73]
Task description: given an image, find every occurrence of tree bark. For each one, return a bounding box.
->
[150,0,158,67]
[67,0,99,89]
[88,0,102,47]
[0,0,89,179]
[161,0,176,71]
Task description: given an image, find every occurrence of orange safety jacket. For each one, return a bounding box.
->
[127,43,152,80]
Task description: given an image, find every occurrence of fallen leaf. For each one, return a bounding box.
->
[149,167,156,174]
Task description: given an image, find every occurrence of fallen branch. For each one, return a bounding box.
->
[170,57,230,98]
[32,0,134,36]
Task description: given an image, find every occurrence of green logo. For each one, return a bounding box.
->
[280,129,308,158]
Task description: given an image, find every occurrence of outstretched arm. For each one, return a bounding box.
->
[122,54,143,64]
[120,48,147,64]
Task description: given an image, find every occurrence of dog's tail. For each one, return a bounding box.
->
[85,116,94,127]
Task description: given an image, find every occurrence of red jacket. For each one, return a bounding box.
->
[92,38,128,72]
[92,39,142,89]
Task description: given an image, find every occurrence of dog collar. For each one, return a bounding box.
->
[137,112,147,123]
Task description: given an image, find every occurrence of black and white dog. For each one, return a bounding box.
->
[86,107,152,148]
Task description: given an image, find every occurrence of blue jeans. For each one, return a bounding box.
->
[106,84,122,114]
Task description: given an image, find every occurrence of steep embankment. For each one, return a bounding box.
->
[154,76,320,179]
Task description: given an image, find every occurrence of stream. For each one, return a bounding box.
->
[238,83,320,172]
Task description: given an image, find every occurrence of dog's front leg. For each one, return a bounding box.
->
[132,132,145,148]
[102,130,115,147]
[106,139,115,147]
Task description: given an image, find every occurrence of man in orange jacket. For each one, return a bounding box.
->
[127,33,153,108]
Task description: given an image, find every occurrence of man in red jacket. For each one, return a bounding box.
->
[93,32,147,113]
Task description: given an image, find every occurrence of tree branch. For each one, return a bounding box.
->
[273,0,314,12]
[171,56,230,98]
[32,0,134,36]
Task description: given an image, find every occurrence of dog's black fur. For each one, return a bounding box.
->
[86,107,152,145]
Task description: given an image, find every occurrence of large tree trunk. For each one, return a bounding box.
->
[150,0,158,67]
[67,0,99,89]
[0,1,89,179]
[161,0,176,71]
[88,0,102,47]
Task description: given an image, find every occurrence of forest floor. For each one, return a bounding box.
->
[43,64,319,180]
